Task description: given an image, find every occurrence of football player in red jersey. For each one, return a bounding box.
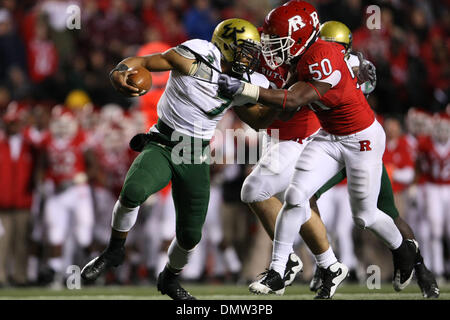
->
[218,1,417,297]
[40,106,95,287]
[383,117,415,217]
[418,113,450,283]
[240,15,343,294]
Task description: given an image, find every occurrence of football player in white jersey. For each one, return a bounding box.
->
[80,18,277,300]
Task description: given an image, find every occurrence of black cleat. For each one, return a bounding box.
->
[391,239,417,291]
[415,262,440,298]
[284,253,303,286]
[249,269,285,295]
[157,267,196,300]
[81,247,125,282]
[314,262,349,299]
[309,267,323,292]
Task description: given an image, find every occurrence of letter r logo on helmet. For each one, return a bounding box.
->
[288,15,306,32]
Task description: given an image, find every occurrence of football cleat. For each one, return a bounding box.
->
[284,253,303,286]
[249,269,285,295]
[309,267,323,292]
[314,262,349,299]
[415,259,440,298]
[157,266,196,300]
[81,247,125,282]
[391,239,417,291]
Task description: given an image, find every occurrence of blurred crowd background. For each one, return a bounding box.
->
[0,0,449,289]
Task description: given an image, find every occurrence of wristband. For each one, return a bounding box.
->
[239,82,259,104]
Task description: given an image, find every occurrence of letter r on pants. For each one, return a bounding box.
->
[359,140,372,151]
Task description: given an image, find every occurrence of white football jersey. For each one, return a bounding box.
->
[151,39,269,139]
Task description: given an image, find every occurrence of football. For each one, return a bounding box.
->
[127,66,152,95]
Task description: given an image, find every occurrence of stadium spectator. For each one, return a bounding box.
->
[0,8,29,100]
[383,117,415,218]
[183,0,217,40]
[0,102,35,287]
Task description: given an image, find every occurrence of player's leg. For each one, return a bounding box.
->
[156,190,176,279]
[334,185,358,276]
[156,158,210,300]
[241,139,303,238]
[243,138,330,285]
[81,143,173,282]
[308,168,348,291]
[377,164,439,297]
[424,183,445,280]
[241,138,304,284]
[44,192,70,287]
[343,120,415,291]
[250,137,346,296]
[444,186,450,279]
[72,184,94,259]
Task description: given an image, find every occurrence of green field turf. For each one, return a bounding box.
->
[0,282,449,300]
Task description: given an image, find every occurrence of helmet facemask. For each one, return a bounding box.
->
[261,28,318,70]
[230,39,261,76]
[261,33,295,70]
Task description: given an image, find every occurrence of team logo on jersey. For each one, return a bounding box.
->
[206,53,215,64]
[359,140,372,151]
[221,23,245,44]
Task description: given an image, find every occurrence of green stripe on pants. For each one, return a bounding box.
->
[314,164,399,219]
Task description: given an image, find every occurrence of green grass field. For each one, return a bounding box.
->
[0,282,449,300]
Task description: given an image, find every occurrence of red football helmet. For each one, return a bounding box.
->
[432,112,450,143]
[261,0,320,69]
[49,105,79,140]
[405,107,432,136]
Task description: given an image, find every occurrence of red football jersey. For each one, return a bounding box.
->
[383,136,415,192]
[296,39,375,136]
[417,136,450,184]
[258,54,321,141]
[42,131,88,186]
[93,144,134,196]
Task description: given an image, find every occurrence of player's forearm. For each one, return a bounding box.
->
[234,104,280,130]
[117,54,174,73]
[257,82,320,112]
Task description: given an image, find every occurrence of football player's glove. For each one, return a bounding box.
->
[356,51,377,86]
[218,74,244,98]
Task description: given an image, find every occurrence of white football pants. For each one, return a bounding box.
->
[272,120,403,273]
